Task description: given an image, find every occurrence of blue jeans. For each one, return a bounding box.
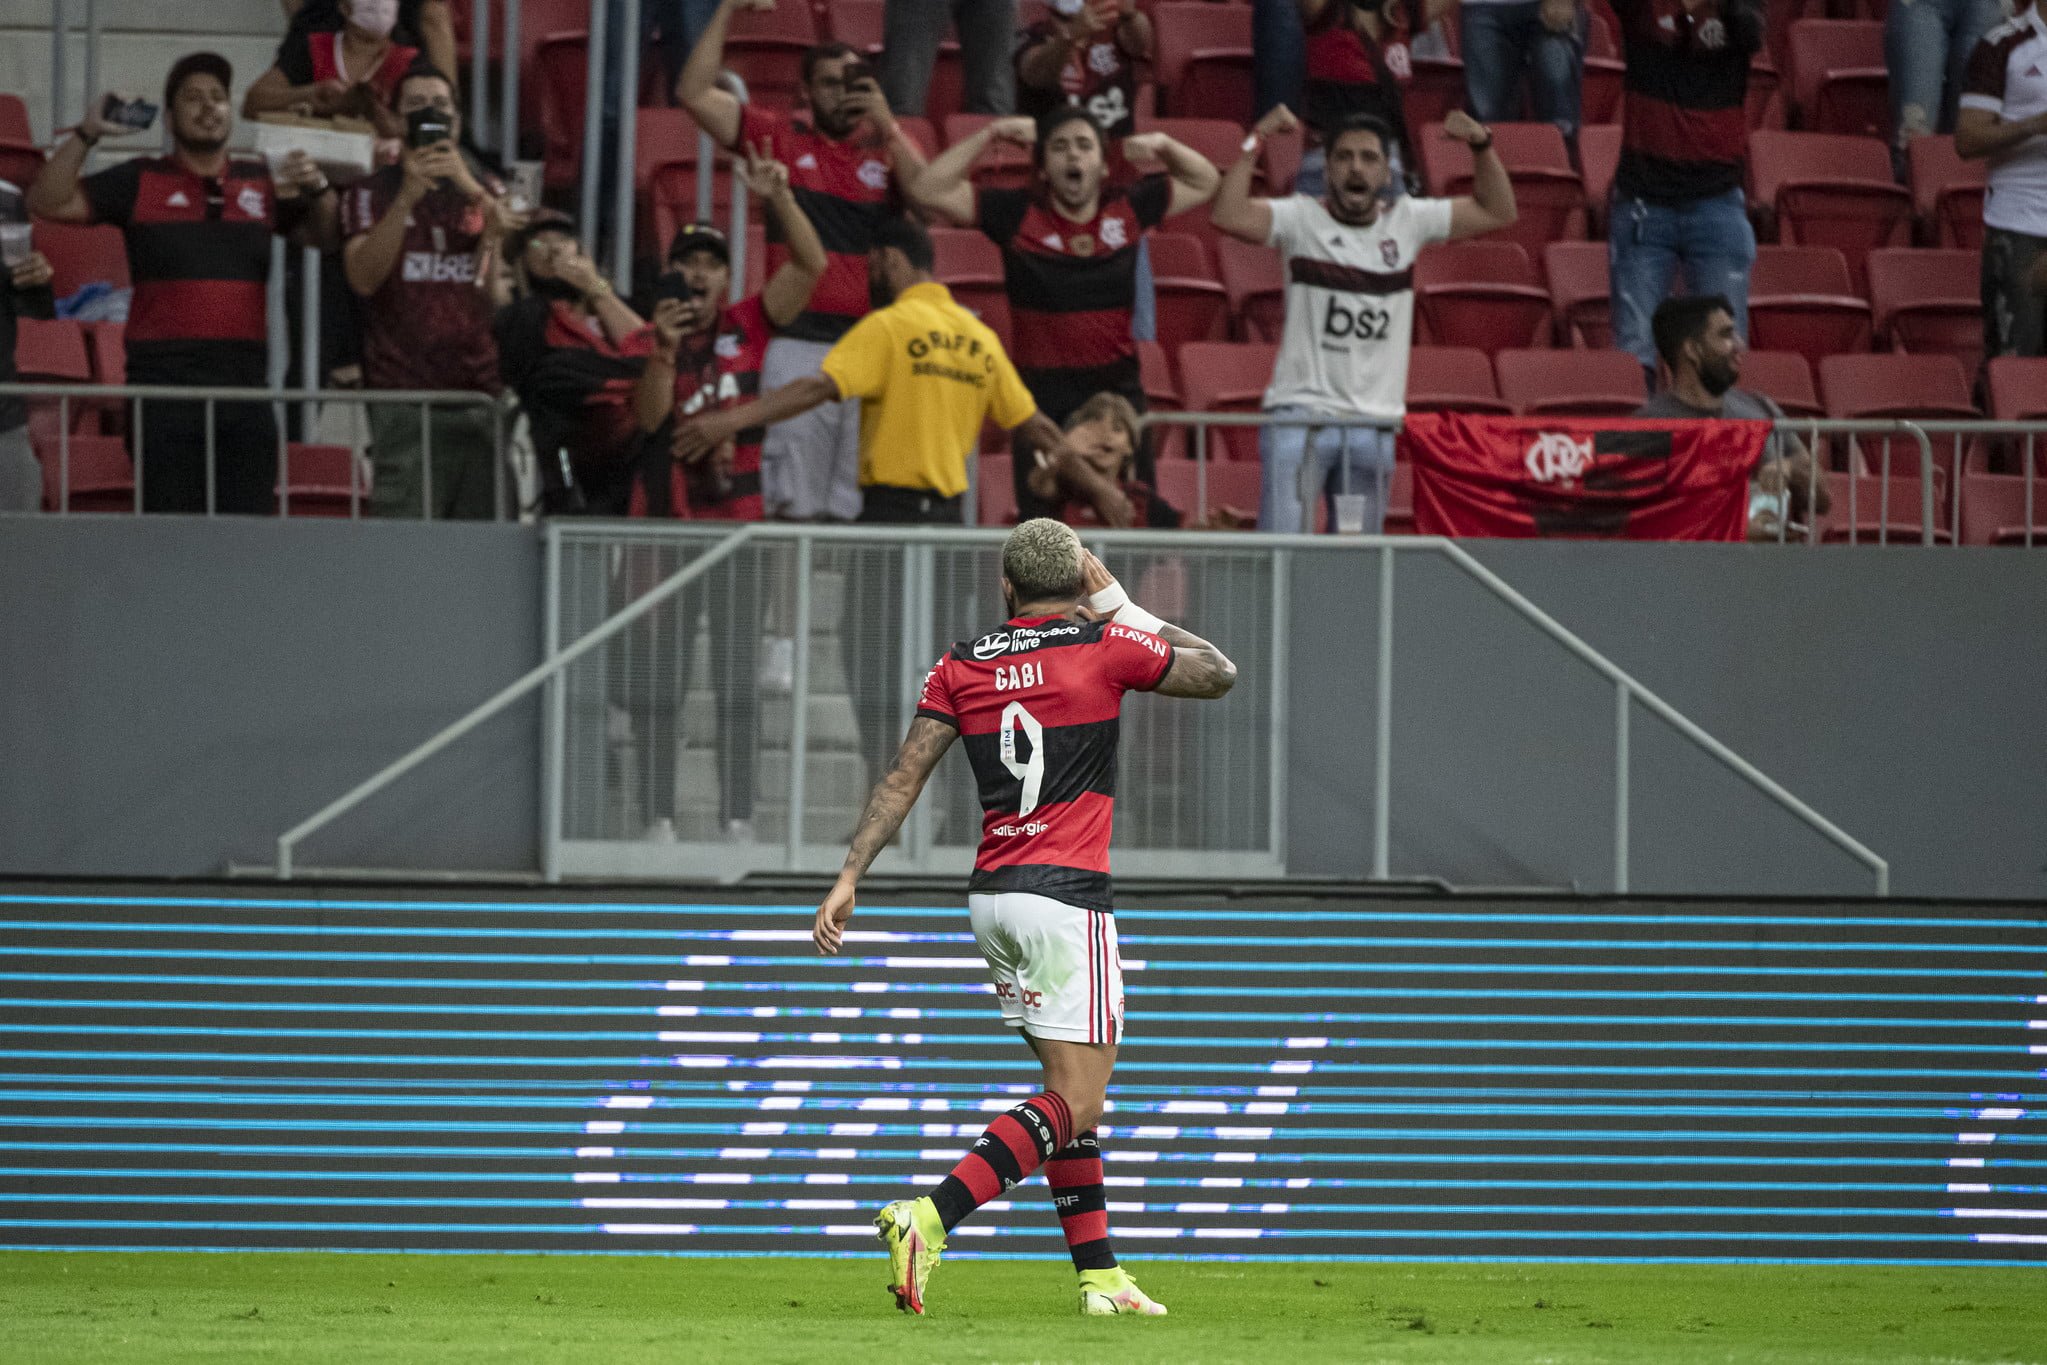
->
[1608,188,1758,370]
[1458,1,1587,146]
[1258,407,1397,533]
[1253,0,1307,121]
[1887,0,2006,153]
[1132,237,1156,343]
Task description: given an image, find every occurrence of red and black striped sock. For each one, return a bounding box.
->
[1045,1129,1118,1271]
[928,1091,1073,1232]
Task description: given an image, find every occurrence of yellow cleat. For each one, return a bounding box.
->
[1078,1267,1168,1316]
[873,1196,946,1315]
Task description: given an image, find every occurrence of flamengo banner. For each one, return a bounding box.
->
[1403,412,1767,541]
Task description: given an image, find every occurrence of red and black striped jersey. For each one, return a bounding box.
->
[916,613,1173,912]
[80,155,300,385]
[1612,0,1762,204]
[976,176,1170,413]
[734,106,901,343]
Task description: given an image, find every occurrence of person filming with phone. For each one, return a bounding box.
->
[30,52,339,515]
[339,62,520,518]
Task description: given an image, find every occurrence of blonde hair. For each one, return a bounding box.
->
[1001,517,1084,605]
[1064,391,1142,455]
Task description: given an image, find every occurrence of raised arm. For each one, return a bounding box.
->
[738,144,829,328]
[1080,550,1237,699]
[678,0,767,149]
[1213,104,1297,244]
[1442,110,1518,240]
[1123,130,1221,219]
[813,716,959,952]
[907,116,1033,226]
[27,96,127,223]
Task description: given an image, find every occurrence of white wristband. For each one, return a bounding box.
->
[1116,603,1167,635]
[1087,583,1130,616]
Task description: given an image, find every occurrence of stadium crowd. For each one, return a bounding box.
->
[0,0,2043,540]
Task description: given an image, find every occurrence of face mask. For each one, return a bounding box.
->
[351,0,400,38]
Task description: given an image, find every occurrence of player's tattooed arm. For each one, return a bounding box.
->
[815,717,958,954]
[1154,623,1238,700]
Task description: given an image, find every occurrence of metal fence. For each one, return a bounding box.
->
[0,382,513,518]
[543,523,1283,883]
[271,522,1885,891]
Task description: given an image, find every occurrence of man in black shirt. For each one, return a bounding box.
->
[0,241,56,513]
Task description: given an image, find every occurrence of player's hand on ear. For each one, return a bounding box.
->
[815,877,856,954]
[1079,547,1118,598]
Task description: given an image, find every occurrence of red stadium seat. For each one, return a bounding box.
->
[84,321,125,385]
[277,443,372,517]
[1749,48,1785,130]
[828,0,884,48]
[1218,236,1285,342]
[1787,19,1887,139]
[1134,115,1271,195]
[1405,57,1467,132]
[1819,352,1977,478]
[722,1,820,112]
[1577,124,1621,234]
[943,114,1035,189]
[1745,244,1873,371]
[1414,241,1552,350]
[1495,347,1645,417]
[33,222,129,296]
[1908,135,1986,249]
[14,317,91,382]
[1152,457,1262,524]
[1738,350,1824,420]
[1820,352,1977,422]
[1748,131,1913,290]
[1418,121,1586,250]
[1406,346,1511,414]
[1151,3,1254,122]
[1136,339,1179,408]
[1960,473,2045,545]
[976,451,1018,526]
[1987,356,2047,422]
[894,116,940,160]
[0,92,31,143]
[1384,460,1417,534]
[535,30,592,191]
[33,431,133,513]
[1817,469,1954,543]
[1581,13,1625,124]
[1867,247,1982,383]
[1543,241,1611,349]
[930,227,1011,348]
[1177,340,1277,462]
[1146,231,1229,348]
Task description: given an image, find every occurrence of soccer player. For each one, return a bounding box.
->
[811,519,1238,1317]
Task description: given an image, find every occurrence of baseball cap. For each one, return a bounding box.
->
[164,51,234,109]
[667,223,730,265]
[508,208,578,260]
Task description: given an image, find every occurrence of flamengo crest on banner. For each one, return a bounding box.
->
[1525,432,1595,486]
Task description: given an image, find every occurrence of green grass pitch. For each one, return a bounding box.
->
[3,1252,2043,1364]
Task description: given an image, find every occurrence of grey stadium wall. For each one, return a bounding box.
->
[3,517,2046,898]
[0,881,2042,1264]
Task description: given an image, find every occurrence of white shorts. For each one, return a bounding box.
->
[967,891,1125,1045]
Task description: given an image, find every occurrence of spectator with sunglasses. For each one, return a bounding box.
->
[30,53,339,515]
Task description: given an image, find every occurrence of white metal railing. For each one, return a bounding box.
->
[270,522,1887,897]
[0,383,511,518]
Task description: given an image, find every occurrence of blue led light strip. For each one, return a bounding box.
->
[2,887,2042,1265]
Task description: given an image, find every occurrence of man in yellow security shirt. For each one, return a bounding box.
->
[677,214,1079,778]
